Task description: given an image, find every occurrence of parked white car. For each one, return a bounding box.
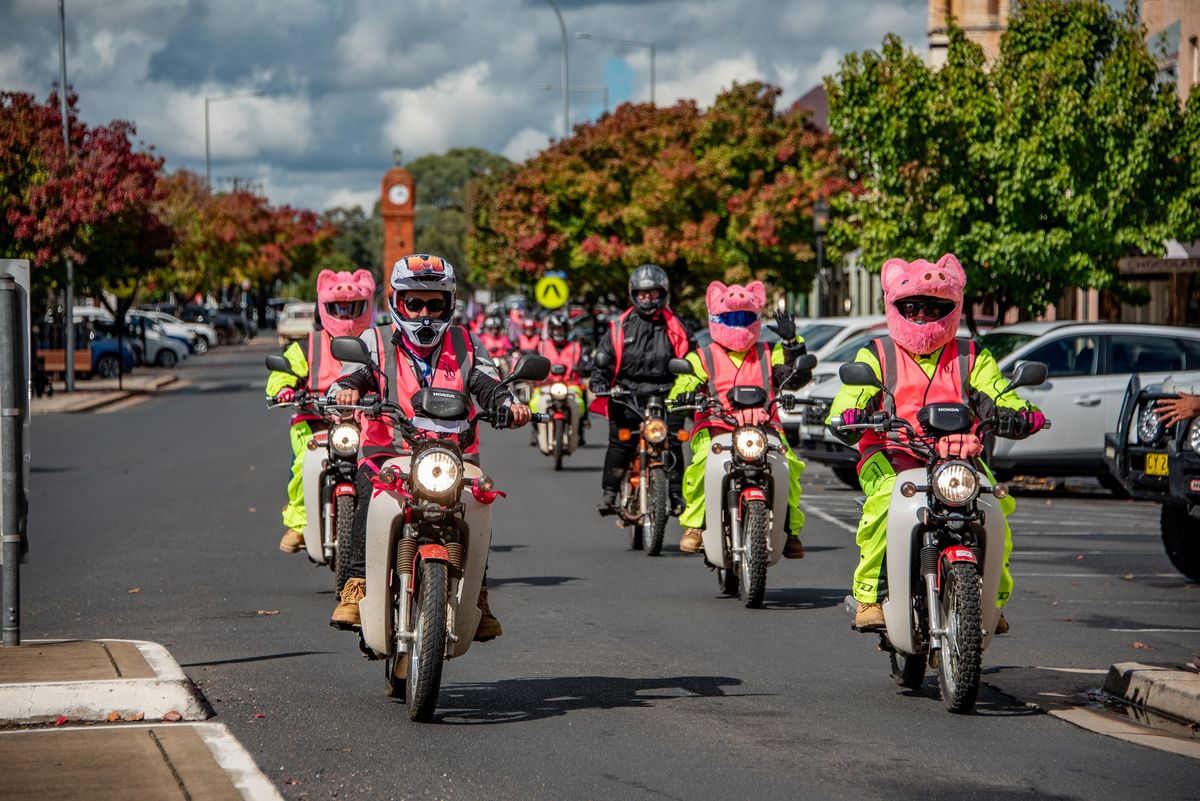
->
[795,321,1200,488]
[276,302,316,344]
[135,310,217,352]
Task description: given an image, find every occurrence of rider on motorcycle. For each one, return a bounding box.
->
[668,280,812,557]
[589,264,695,517]
[825,254,1044,633]
[327,254,531,637]
[532,312,589,439]
[266,268,375,554]
[516,317,542,354]
[480,316,512,362]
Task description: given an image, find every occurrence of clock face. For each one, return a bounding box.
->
[387,183,410,206]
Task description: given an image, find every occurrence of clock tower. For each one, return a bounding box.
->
[380,168,415,274]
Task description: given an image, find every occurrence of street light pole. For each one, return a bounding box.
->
[204,90,265,190]
[547,0,570,139]
[540,84,609,116]
[575,32,656,105]
[57,0,75,392]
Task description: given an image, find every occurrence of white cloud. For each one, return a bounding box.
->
[323,187,378,212]
[502,127,552,162]
[655,54,765,107]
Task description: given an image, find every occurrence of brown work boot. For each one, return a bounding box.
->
[783,535,805,559]
[994,613,1009,635]
[679,528,704,553]
[330,578,365,630]
[474,584,502,642]
[854,602,885,631]
[279,528,304,553]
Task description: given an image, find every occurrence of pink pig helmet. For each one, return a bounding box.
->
[316,269,376,338]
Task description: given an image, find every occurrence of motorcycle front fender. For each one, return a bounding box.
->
[702,432,789,568]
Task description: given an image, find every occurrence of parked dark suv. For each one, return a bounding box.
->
[143,303,254,345]
[1105,371,1200,580]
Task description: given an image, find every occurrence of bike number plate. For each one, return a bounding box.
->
[1145,452,1169,476]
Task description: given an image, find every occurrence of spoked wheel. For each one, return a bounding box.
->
[646,467,667,556]
[890,651,927,689]
[739,500,769,608]
[937,561,983,713]
[406,560,448,722]
[553,418,565,471]
[331,494,354,575]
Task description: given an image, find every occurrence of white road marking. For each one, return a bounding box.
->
[803,503,857,534]
[1108,628,1200,633]
[1013,550,1163,556]
[1054,599,1199,605]
[1013,572,1169,578]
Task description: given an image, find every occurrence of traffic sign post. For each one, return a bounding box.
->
[535,275,569,310]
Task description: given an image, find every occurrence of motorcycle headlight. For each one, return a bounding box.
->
[642,417,668,444]
[1138,404,1163,444]
[932,461,980,507]
[329,423,360,456]
[733,426,767,461]
[1189,419,1200,452]
[550,381,569,400]
[412,448,462,500]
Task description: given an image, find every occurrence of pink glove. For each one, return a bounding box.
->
[840,409,868,427]
[275,387,296,404]
[937,433,983,459]
[1020,410,1045,435]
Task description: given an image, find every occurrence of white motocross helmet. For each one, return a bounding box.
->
[388,254,457,347]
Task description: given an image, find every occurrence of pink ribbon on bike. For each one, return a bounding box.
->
[471,485,507,505]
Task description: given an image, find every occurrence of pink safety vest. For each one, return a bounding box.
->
[693,341,777,434]
[855,336,976,468]
[537,339,582,385]
[590,308,690,417]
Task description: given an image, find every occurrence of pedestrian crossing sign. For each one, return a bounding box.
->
[535,275,569,309]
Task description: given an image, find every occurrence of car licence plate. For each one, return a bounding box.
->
[1145,452,1169,476]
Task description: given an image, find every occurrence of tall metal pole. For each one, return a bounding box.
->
[548,0,569,139]
[205,96,212,189]
[649,42,655,106]
[1,275,23,646]
[575,33,656,105]
[57,0,74,393]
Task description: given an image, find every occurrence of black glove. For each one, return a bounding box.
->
[492,404,513,429]
[768,310,798,345]
[673,391,698,407]
[588,379,607,397]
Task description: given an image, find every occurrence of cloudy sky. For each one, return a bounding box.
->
[2,0,926,213]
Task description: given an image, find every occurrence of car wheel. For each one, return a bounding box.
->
[216,327,231,346]
[156,349,179,368]
[192,337,208,355]
[95,354,121,379]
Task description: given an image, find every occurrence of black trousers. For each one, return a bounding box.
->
[601,404,685,498]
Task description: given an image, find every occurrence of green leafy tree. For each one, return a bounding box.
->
[322,204,382,275]
[827,0,1195,326]
[467,86,849,307]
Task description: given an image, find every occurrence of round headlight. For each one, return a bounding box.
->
[550,381,569,400]
[1189,419,1200,452]
[642,417,668,444]
[1138,404,1163,444]
[329,423,360,456]
[733,426,768,461]
[932,461,980,506]
[412,449,462,498]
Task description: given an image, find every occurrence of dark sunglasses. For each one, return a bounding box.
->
[400,296,447,315]
[896,299,954,319]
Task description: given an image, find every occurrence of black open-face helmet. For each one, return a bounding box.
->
[629,264,669,318]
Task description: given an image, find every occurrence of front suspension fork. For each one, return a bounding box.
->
[921,532,944,653]
[638,446,649,522]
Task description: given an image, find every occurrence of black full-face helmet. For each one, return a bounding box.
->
[547,312,569,345]
[629,264,669,318]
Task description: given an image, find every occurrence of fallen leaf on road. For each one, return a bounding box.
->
[162,710,182,722]
[256,609,280,616]
[286,779,301,785]
[127,588,140,594]
[248,507,258,513]
[1076,554,1084,560]
[1056,617,1073,622]
[1051,601,1059,606]
[125,712,145,722]
[106,711,120,722]
[55,715,69,726]
[249,465,257,471]
[254,712,266,719]
[1123,574,1134,580]
[1133,642,1153,650]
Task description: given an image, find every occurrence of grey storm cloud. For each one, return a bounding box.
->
[1,0,926,212]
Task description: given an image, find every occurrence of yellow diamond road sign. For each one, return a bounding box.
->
[535,275,569,309]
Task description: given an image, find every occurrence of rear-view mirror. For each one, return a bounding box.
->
[505,354,552,384]
[668,358,694,376]
[1008,360,1048,390]
[839,362,882,389]
[331,335,371,365]
[264,354,297,376]
[794,353,817,372]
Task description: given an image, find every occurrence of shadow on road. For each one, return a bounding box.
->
[432,674,751,725]
[181,650,333,667]
[895,676,1041,718]
[487,575,581,589]
[761,586,849,611]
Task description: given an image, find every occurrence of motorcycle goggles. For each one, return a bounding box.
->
[393,292,450,318]
[894,297,956,321]
[324,300,367,319]
[709,310,759,328]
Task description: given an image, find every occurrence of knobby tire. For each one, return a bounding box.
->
[938,561,983,713]
[741,500,769,608]
[407,560,448,722]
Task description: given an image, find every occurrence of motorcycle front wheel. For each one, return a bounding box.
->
[937,561,983,713]
[739,500,769,608]
[332,494,354,575]
[645,466,667,556]
[553,418,565,471]
[406,560,448,722]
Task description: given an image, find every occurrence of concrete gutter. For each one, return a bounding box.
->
[1104,661,1200,726]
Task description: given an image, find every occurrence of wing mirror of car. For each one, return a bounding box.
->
[504,354,552,384]
[550,364,568,376]
[839,362,882,389]
[1007,360,1048,390]
[264,354,299,377]
[331,335,372,365]
[668,357,694,376]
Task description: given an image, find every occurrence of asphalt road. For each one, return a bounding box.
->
[22,340,1200,800]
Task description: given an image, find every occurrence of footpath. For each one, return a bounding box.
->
[30,373,178,415]
[0,639,282,800]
